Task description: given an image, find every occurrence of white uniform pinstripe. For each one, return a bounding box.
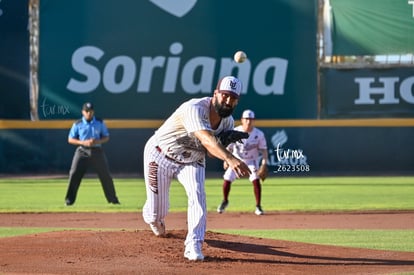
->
[223,126,267,182]
[142,97,234,247]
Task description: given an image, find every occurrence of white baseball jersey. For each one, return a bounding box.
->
[224,125,267,182]
[229,126,267,160]
[142,96,234,248]
[154,97,234,165]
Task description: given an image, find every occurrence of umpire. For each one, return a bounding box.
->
[64,102,120,206]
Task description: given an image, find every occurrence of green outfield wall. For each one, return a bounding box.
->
[0,0,30,119]
[36,0,316,120]
[0,1,413,175]
[1,119,413,175]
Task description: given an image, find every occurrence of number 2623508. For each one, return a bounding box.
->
[275,165,310,173]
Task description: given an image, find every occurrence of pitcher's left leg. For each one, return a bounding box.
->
[177,164,206,260]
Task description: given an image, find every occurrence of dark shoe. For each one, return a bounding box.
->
[65,199,73,206]
[108,196,120,204]
[110,199,120,204]
[217,200,229,213]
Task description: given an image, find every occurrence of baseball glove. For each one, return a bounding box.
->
[216,130,249,147]
[257,164,268,181]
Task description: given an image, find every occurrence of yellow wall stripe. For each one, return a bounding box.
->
[1,118,414,129]
[254,118,414,127]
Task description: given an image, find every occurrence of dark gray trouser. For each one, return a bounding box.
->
[65,146,118,204]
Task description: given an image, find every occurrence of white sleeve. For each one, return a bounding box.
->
[258,130,268,150]
[182,102,211,133]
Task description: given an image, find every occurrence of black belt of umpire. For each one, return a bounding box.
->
[80,146,101,150]
[155,146,186,164]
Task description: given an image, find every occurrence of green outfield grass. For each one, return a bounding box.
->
[1,176,413,212]
[0,176,413,252]
[215,229,414,252]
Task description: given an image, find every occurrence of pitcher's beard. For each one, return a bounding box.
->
[213,101,234,118]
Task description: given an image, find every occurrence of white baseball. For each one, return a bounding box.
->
[234,51,247,63]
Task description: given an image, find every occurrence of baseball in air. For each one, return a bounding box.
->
[234,51,247,63]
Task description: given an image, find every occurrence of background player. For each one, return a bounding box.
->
[217,109,268,215]
[64,102,120,206]
[141,76,251,261]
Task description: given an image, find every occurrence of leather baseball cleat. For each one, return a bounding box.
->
[149,221,166,237]
[255,205,264,215]
[217,200,229,213]
[184,242,204,261]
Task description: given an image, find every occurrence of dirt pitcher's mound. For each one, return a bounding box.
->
[1,230,414,275]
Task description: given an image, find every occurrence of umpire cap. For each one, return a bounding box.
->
[82,102,94,111]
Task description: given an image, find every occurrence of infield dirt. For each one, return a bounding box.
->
[1,211,414,274]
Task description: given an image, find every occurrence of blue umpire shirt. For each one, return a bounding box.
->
[68,116,109,148]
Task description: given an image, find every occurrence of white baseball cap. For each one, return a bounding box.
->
[216,76,242,97]
[242,109,255,119]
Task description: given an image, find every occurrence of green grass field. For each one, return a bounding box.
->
[0,176,413,252]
